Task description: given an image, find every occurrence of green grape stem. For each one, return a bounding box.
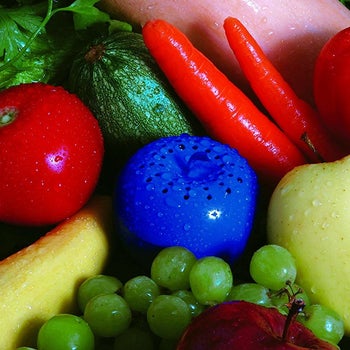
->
[280,281,306,342]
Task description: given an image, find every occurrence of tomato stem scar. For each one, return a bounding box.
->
[0,107,18,127]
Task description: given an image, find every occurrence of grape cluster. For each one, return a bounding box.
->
[17,245,344,350]
[249,245,344,347]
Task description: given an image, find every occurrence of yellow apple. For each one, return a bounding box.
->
[0,195,113,350]
[267,155,350,335]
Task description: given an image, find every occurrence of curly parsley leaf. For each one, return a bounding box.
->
[0,0,131,90]
[56,0,131,32]
[0,3,47,62]
[60,0,111,30]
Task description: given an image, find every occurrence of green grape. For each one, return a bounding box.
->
[84,293,132,337]
[147,295,191,340]
[37,314,94,350]
[151,246,197,291]
[249,244,297,291]
[16,348,37,350]
[123,275,161,313]
[270,283,310,315]
[226,283,272,306]
[114,326,155,350]
[189,256,233,305]
[77,274,123,312]
[172,289,206,317]
[298,304,345,345]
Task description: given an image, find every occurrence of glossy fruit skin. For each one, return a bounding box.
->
[69,31,203,168]
[314,26,350,148]
[0,195,112,350]
[266,156,350,336]
[37,314,94,350]
[0,83,104,226]
[114,134,258,264]
[177,301,338,350]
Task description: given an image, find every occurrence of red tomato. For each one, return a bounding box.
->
[0,83,104,226]
[314,26,350,148]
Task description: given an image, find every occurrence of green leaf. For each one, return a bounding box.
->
[72,7,110,30]
[0,0,132,89]
[108,19,133,33]
[340,0,350,8]
[58,0,115,30]
[66,0,100,8]
[0,5,45,62]
[7,6,44,33]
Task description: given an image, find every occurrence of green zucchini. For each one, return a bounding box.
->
[68,30,204,167]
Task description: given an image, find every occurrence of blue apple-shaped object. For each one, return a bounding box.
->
[114,134,258,264]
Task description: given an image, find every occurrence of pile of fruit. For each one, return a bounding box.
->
[2,1,350,349]
[16,245,345,349]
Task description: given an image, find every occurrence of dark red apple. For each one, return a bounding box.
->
[177,301,338,350]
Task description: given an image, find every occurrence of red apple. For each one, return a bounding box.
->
[177,301,338,349]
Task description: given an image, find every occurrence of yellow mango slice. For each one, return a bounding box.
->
[0,195,113,349]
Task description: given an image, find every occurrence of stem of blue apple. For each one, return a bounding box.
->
[185,151,222,180]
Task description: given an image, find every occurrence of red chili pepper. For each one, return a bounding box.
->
[142,19,306,184]
[223,16,347,163]
[314,26,350,150]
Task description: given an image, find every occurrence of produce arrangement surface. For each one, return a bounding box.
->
[1,0,350,349]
